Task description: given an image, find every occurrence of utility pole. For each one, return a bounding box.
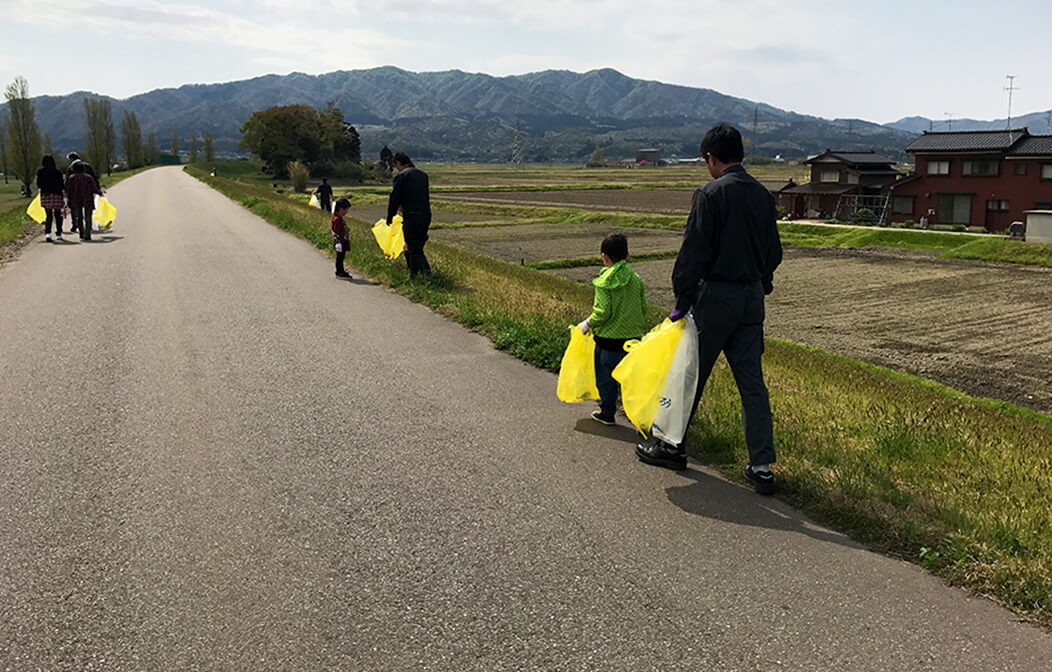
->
[511,119,523,168]
[1046,110,1051,133]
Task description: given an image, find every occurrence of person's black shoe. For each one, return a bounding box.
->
[744,465,776,495]
[335,271,352,278]
[591,410,615,426]
[636,437,687,470]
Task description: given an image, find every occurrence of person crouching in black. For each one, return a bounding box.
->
[386,152,432,277]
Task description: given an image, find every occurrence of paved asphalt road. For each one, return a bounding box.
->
[1,167,1048,670]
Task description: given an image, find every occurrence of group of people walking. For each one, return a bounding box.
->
[36,153,103,242]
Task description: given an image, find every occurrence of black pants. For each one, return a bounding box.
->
[335,249,346,274]
[403,219,431,276]
[320,197,331,213]
[44,208,64,235]
[683,280,775,466]
[71,206,93,240]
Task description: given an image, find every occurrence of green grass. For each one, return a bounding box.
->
[187,164,1052,626]
[943,237,1052,266]
[779,222,1052,267]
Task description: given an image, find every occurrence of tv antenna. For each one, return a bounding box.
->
[1005,75,1020,133]
[944,112,955,131]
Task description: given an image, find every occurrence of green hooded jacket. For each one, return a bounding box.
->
[588,260,646,340]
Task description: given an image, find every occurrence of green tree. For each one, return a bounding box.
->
[188,131,198,163]
[84,97,116,175]
[204,130,215,164]
[42,131,55,161]
[146,131,160,165]
[585,144,605,168]
[120,110,143,168]
[5,76,42,192]
[0,114,8,184]
[170,130,179,157]
[379,144,393,170]
[240,105,324,177]
[319,101,360,164]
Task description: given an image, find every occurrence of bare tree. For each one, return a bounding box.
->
[204,130,215,164]
[120,110,143,168]
[146,131,160,165]
[5,76,42,193]
[42,131,55,160]
[170,130,179,158]
[84,97,116,175]
[188,131,198,163]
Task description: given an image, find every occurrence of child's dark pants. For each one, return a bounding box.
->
[594,345,628,418]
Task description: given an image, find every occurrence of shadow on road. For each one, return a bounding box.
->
[573,417,640,443]
[666,469,861,550]
[336,275,377,286]
[572,418,858,549]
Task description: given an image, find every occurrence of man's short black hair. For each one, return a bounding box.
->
[699,123,745,164]
[334,198,351,211]
[393,152,414,167]
[601,233,629,262]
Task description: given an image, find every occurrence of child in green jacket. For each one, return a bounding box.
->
[578,233,647,425]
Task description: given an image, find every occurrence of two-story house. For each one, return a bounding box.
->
[887,129,1052,231]
[783,150,902,220]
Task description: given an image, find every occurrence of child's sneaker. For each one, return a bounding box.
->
[591,410,615,426]
[45,233,53,242]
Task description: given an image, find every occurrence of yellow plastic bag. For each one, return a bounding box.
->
[309,194,320,209]
[27,194,46,225]
[371,215,405,260]
[92,196,117,229]
[612,318,687,437]
[556,326,600,403]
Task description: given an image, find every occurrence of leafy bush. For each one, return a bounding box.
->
[952,224,966,232]
[901,220,915,229]
[287,160,310,193]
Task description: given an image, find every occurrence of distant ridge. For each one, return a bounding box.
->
[6,66,923,162]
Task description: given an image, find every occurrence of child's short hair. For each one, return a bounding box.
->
[334,198,351,211]
[601,233,629,262]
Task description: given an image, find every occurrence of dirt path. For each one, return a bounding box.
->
[552,247,1052,412]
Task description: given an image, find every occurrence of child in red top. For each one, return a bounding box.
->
[331,198,352,278]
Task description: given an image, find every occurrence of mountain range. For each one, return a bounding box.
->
[5,67,1049,163]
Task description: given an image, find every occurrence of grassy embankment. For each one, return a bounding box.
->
[188,165,1052,627]
[0,166,154,249]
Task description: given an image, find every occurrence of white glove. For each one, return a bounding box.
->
[578,319,591,335]
[334,243,342,252]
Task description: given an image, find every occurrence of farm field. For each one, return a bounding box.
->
[431,221,682,263]
[421,162,808,186]
[551,247,1052,413]
[438,188,697,214]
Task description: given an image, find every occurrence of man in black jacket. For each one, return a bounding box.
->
[386,153,432,277]
[636,123,783,494]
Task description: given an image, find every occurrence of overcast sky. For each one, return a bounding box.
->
[1,0,1049,124]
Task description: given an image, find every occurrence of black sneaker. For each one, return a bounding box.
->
[335,271,352,278]
[591,410,615,426]
[636,437,687,470]
[744,465,775,495]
